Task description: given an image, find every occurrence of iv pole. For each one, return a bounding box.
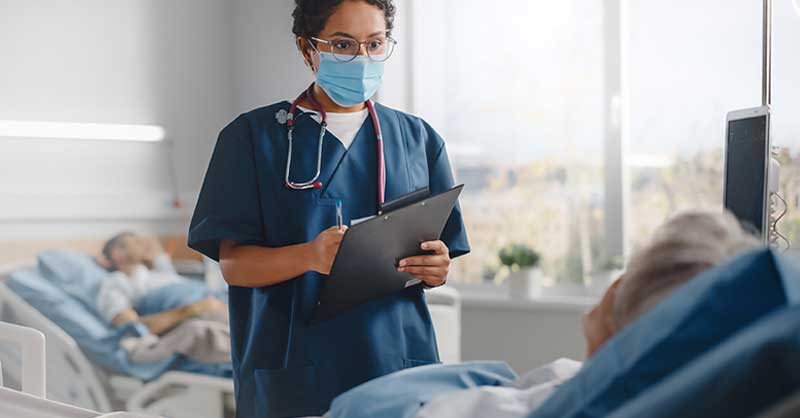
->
[763,0,772,107]
[761,0,791,249]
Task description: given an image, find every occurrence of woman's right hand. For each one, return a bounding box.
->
[308,226,348,275]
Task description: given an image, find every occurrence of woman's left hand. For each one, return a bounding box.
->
[398,240,450,288]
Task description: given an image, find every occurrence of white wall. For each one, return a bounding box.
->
[0,0,414,241]
[231,0,312,114]
[373,0,412,111]
[231,0,413,114]
[460,300,587,373]
[0,0,234,238]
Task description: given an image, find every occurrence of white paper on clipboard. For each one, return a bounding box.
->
[351,215,376,226]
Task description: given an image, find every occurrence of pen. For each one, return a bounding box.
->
[336,199,343,230]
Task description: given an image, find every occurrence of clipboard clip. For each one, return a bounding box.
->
[379,187,430,214]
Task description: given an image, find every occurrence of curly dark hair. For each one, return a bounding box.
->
[292,0,396,39]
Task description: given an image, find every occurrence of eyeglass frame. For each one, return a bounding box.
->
[308,34,398,63]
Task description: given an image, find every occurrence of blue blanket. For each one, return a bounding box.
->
[134,280,221,316]
[609,306,800,418]
[328,361,518,418]
[7,267,231,381]
[528,248,799,418]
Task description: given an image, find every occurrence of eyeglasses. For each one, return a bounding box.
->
[310,35,397,63]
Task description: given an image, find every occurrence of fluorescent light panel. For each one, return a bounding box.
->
[0,120,165,142]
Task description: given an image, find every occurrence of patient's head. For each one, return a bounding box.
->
[583,211,760,357]
[101,231,146,271]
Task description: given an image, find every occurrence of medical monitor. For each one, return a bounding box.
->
[723,106,771,242]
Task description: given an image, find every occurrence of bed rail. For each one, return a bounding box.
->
[0,321,46,397]
[0,282,111,411]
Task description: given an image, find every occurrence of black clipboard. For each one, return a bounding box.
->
[311,185,464,321]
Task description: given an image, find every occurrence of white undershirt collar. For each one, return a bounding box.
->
[297,105,369,150]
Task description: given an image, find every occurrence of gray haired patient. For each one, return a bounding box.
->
[407,211,760,418]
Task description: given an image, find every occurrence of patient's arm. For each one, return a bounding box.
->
[112,306,193,336]
[111,309,141,327]
[112,297,225,336]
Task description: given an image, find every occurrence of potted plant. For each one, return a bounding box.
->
[498,243,543,299]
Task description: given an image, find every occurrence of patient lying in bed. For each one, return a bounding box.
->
[96,232,231,364]
[328,211,760,418]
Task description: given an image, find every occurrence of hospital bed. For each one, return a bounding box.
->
[0,237,236,418]
[0,238,463,417]
[0,270,462,417]
[0,278,234,417]
[0,320,159,418]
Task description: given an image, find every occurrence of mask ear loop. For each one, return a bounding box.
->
[299,37,322,72]
[297,37,318,72]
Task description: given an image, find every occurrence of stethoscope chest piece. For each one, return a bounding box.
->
[276,109,289,125]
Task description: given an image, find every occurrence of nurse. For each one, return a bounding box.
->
[188,0,469,417]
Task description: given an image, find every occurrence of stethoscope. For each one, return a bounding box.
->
[276,84,386,205]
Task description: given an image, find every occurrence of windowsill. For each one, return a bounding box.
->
[450,282,597,313]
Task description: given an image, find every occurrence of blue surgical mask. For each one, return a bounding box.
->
[315,52,385,107]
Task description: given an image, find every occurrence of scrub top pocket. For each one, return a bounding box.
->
[406,152,431,192]
[269,190,338,244]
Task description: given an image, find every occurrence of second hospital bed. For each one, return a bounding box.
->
[0,250,463,418]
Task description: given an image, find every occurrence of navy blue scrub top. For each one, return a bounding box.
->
[188,101,470,418]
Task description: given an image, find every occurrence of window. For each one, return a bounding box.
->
[624,0,761,249]
[409,0,611,286]
[624,0,800,252]
[395,0,800,292]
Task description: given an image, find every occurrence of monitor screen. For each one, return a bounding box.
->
[724,115,768,236]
